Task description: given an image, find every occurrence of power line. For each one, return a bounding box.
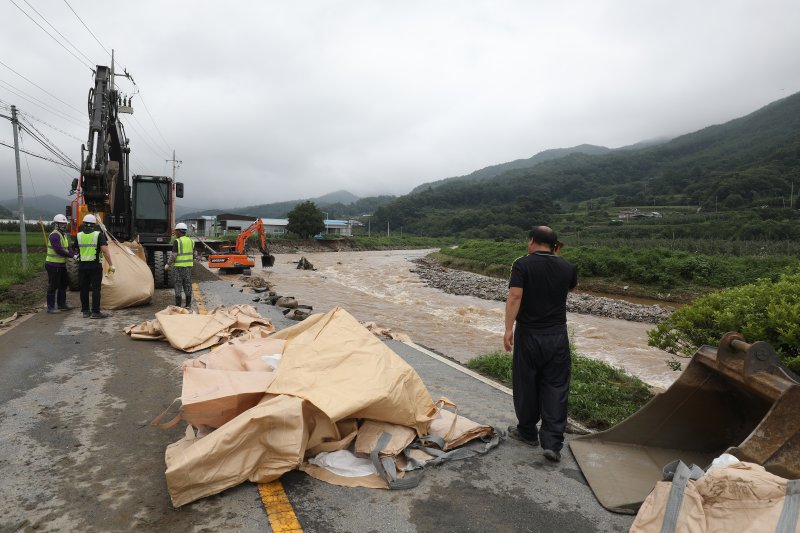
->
[131,113,170,158]
[0,78,87,127]
[21,0,96,66]
[18,132,41,214]
[0,58,86,116]
[136,92,172,153]
[19,110,83,142]
[8,0,95,71]
[62,0,110,58]
[0,139,78,168]
[19,116,77,168]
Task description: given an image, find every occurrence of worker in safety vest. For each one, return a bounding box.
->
[45,214,77,313]
[72,214,114,319]
[165,222,194,308]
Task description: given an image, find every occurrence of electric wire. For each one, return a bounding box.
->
[19,111,83,142]
[17,121,79,169]
[135,92,172,154]
[0,78,87,127]
[18,131,42,214]
[21,0,96,67]
[0,58,87,116]
[0,140,77,168]
[7,0,95,71]
[131,113,170,159]
[62,0,110,58]
[122,115,170,162]
[19,116,77,168]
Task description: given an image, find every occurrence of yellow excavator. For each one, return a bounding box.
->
[570,332,800,514]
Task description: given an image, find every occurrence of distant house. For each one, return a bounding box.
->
[215,213,259,233]
[260,218,353,237]
[618,208,663,220]
[181,215,217,237]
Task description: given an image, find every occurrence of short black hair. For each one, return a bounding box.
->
[528,226,557,246]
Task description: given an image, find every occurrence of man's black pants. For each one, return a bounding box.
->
[45,263,68,309]
[79,267,103,313]
[512,327,571,452]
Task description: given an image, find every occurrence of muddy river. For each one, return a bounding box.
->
[256,249,679,389]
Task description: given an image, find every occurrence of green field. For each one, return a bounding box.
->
[436,239,800,301]
[0,230,47,247]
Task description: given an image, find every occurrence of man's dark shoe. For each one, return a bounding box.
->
[90,312,110,319]
[82,311,91,318]
[58,305,74,311]
[507,425,539,447]
[543,449,561,462]
[47,307,60,314]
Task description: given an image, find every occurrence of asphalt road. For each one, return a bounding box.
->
[0,271,634,532]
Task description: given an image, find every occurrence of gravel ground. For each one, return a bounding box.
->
[411,257,674,324]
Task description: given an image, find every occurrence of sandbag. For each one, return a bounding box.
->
[119,240,146,262]
[631,462,800,532]
[183,337,286,371]
[101,237,154,309]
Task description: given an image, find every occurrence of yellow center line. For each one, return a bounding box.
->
[192,281,301,530]
[258,481,303,532]
[191,282,208,315]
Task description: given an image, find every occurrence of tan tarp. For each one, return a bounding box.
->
[267,307,435,434]
[630,462,800,532]
[183,337,286,372]
[162,307,437,506]
[124,305,274,352]
[101,238,154,309]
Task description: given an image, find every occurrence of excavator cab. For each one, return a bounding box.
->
[570,332,800,514]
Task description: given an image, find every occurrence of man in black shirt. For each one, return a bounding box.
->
[504,226,577,462]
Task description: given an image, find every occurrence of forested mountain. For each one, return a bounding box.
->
[410,144,613,193]
[374,91,800,237]
[0,194,70,220]
[181,191,395,220]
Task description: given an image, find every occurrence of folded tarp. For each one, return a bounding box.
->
[124,305,274,352]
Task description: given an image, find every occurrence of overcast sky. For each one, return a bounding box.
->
[1,1,799,211]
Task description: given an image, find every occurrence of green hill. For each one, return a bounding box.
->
[374,91,800,238]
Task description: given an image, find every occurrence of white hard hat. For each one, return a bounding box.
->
[53,214,68,224]
[175,222,188,231]
[83,214,97,224]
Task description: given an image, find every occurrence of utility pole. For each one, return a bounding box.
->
[166,150,182,180]
[11,105,27,269]
[387,221,390,237]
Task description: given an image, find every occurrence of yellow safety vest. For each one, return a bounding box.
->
[78,231,101,263]
[46,230,69,264]
[174,236,194,268]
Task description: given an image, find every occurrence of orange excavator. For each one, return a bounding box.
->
[207,218,275,274]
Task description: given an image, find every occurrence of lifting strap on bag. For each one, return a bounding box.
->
[149,397,183,429]
[370,432,423,490]
[776,479,800,533]
[659,460,704,533]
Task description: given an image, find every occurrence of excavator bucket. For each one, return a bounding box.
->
[570,332,800,514]
[261,254,275,268]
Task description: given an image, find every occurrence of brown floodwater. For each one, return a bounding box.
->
[256,249,680,388]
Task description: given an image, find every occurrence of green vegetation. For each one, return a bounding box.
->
[0,230,46,247]
[350,235,456,248]
[286,201,325,239]
[436,239,798,300]
[648,269,800,373]
[467,350,653,429]
[0,252,44,291]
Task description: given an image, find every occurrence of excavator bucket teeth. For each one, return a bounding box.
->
[569,332,800,514]
[261,254,275,268]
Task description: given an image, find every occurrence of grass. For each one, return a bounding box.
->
[466,349,653,430]
[0,252,45,290]
[0,230,47,247]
